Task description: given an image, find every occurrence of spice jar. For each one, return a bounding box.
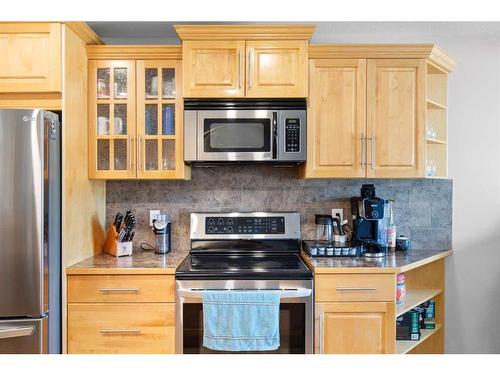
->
[396,273,406,304]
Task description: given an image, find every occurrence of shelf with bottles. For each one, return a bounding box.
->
[397,289,442,317]
[143,103,176,137]
[396,324,442,354]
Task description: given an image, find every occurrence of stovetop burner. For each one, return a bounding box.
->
[177,212,312,280]
[176,253,312,280]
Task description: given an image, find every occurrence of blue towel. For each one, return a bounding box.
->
[202,290,281,352]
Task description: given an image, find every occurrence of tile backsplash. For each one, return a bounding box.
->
[106,166,452,251]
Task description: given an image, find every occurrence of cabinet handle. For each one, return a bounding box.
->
[238,50,241,89]
[248,49,252,90]
[319,312,324,354]
[335,287,377,292]
[371,135,376,169]
[100,329,141,335]
[360,134,366,167]
[129,137,134,171]
[99,288,140,293]
[138,136,143,171]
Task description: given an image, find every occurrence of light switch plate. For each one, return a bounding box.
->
[331,208,344,223]
[149,210,160,226]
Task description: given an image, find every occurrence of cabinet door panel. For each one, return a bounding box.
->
[367,59,425,177]
[0,23,61,92]
[136,60,188,179]
[88,60,136,179]
[303,59,366,178]
[246,41,307,98]
[183,41,244,98]
[315,302,395,354]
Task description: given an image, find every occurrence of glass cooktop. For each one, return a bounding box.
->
[176,253,313,280]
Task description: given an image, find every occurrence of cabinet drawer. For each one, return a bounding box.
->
[315,274,395,302]
[67,274,175,303]
[68,303,175,354]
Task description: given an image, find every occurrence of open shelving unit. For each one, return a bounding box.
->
[396,324,443,354]
[395,259,445,354]
[396,289,442,317]
[425,62,449,178]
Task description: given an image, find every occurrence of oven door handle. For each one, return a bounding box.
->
[177,288,312,299]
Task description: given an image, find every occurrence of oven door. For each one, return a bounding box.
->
[176,279,313,354]
[197,110,275,161]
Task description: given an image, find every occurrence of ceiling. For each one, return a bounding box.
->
[87,21,500,45]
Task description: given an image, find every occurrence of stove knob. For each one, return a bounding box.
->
[217,218,224,225]
[207,218,215,225]
[208,226,215,233]
[226,218,233,225]
[226,226,233,233]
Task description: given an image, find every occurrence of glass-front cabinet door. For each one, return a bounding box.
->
[136,60,186,179]
[88,60,136,179]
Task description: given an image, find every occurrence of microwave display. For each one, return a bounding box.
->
[204,118,271,153]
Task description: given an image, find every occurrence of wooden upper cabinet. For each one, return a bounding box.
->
[182,40,245,98]
[246,41,308,98]
[136,59,187,179]
[316,302,395,354]
[366,59,426,178]
[302,59,366,178]
[0,23,62,93]
[88,60,137,179]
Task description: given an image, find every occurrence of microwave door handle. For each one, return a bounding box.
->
[272,112,278,160]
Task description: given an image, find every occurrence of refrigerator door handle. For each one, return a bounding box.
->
[0,325,35,340]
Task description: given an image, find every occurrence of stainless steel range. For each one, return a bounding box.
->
[176,212,313,354]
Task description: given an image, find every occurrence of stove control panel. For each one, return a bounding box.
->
[205,216,285,235]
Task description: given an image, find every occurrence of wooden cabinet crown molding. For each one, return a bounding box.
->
[174,24,316,41]
[309,44,456,72]
[86,45,182,60]
[64,22,104,45]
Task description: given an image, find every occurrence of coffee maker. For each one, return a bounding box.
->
[351,184,388,257]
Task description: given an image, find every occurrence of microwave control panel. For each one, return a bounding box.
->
[205,216,285,234]
[285,118,301,152]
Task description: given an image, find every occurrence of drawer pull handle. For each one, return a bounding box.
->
[100,329,141,335]
[99,288,140,293]
[336,287,377,292]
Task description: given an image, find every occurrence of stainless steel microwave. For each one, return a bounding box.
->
[184,99,306,163]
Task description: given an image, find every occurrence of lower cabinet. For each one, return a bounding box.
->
[314,273,396,354]
[67,273,176,354]
[315,302,395,354]
[68,303,175,354]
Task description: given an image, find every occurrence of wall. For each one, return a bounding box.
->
[106,169,452,252]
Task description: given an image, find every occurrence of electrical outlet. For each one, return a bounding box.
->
[149,210,160,226]
[331,208,344,223]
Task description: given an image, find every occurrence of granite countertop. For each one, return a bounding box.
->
[301,249,452,274]
[66,249,190,275]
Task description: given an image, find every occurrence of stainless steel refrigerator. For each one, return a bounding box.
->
[0,109,61,354]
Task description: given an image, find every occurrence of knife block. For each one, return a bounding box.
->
[103,225,133,257]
